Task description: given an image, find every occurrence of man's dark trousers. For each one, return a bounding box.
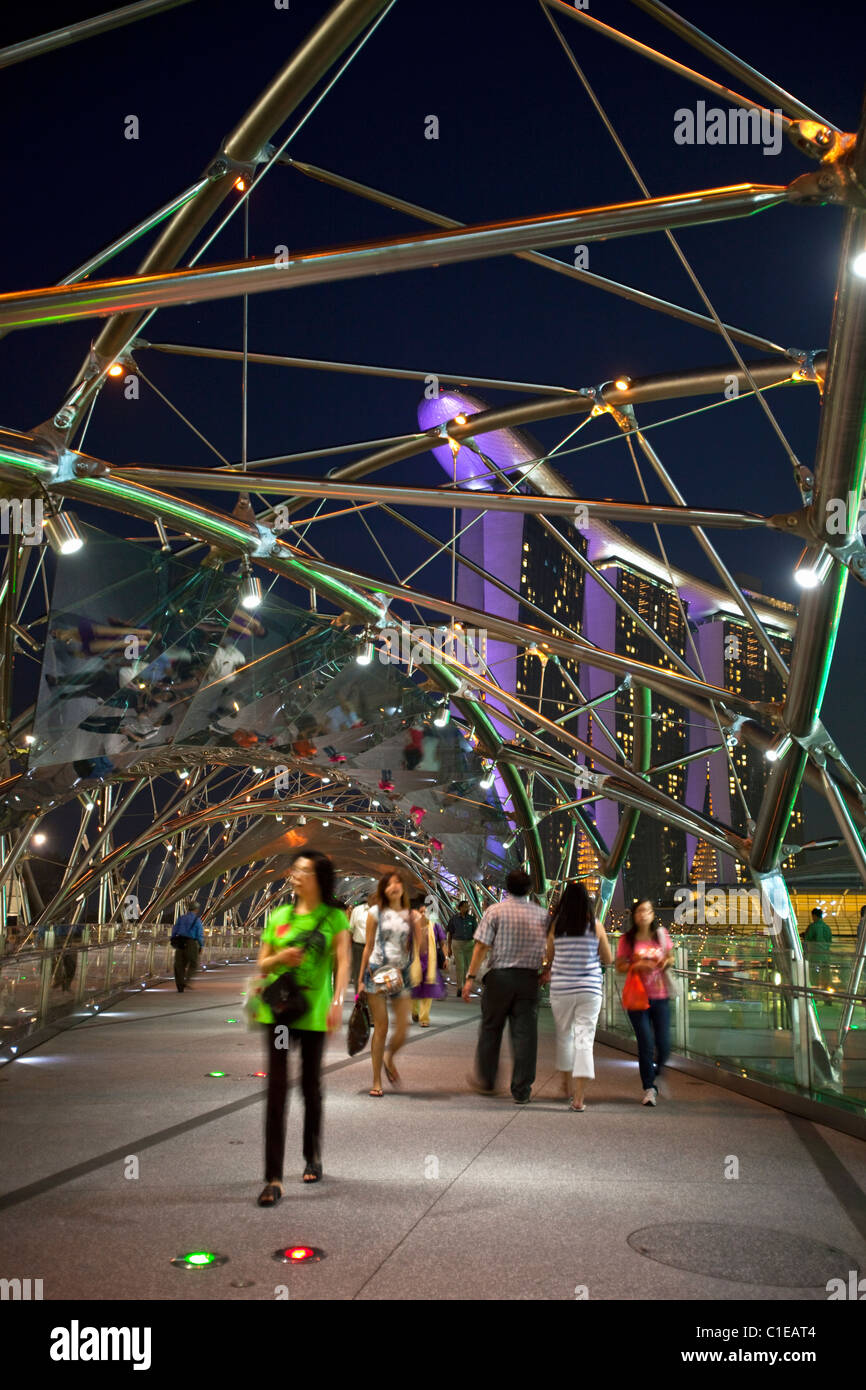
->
[475,967,539,1101]
[173,938,199,991]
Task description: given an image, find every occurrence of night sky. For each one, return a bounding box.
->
[2,0,865,846]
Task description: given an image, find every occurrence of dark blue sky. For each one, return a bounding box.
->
[2,0,865,838]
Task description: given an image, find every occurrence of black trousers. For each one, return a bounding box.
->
[264,1025,327,1180]
[475,967,539,1100]
[173,938,199,990]
[350,940,365,989]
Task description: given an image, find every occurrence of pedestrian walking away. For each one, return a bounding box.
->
[356,871,423,1096]
[464,868,549,1104]
[171,901,204,992]
[544,883,612,1111]
[615,898,674,1106]
[250,850,350,1202]
[446,899,478,996]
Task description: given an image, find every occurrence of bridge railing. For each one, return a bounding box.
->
[0,923,260,1051]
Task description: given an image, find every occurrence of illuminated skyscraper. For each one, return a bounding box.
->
[417,390,802,902]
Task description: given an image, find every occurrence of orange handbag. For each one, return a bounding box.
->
[621,967,650,1011]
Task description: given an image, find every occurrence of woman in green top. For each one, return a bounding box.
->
[254,849,350,1204]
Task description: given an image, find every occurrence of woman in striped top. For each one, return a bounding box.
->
[545,883,612,1112]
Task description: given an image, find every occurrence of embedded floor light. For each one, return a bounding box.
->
[44,511,84,555]
[356,634,374,665]
[273,1245,322,1264]
[171,1251,228,1269]
[794,546,834,589]
[765,732,794,763]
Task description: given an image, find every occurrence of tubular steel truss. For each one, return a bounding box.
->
[1,0,865,1077]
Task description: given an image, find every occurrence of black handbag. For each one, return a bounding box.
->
[346,995,372,1056]
[261,908,328,1023]
[261,971,309,1024]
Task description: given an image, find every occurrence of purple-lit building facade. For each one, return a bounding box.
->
[418,390,800,904]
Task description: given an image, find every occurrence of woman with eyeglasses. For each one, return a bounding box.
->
[251,849,350,1204]
[615,898,674,1106]
[356,870,423,1096]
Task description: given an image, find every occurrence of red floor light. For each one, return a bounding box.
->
[273,1245,323,1264]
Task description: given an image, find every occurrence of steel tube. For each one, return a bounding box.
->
[0,0,196,69]
[630,426,789,678]
[110,466,768,530]
[750,94,866,868]
[59,181,211,287]
[146,341,581,397]
[287,156,786,355]
[272,355,823,498]
[544,0,797,131]
[58,0,394,425]
[603,684,652,879]
[0,185,786,330]
[626,0,839,130]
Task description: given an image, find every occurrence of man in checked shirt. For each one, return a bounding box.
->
[462,868,549,1104]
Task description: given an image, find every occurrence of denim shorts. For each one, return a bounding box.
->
[363,964,411,998]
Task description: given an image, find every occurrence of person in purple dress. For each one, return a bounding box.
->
[410,895,446,1026]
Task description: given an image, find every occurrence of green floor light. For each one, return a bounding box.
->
[171,1250,228,1269]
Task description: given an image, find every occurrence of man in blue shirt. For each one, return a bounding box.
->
[171,902,205,992]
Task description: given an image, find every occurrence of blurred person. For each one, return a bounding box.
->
[348,897,370,989]
[252,850,350,1201]
[463,868,549,1105]
[615,898,674,1106]
[356,871,423,1096]
[803,906,833,988]
[410,896,446,1025]
[171,901,205,992]
[446,899,478,997]
[544,884,612,1111]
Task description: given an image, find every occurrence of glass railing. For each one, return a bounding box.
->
[0,924,259,1052]
[601,936,866,1119]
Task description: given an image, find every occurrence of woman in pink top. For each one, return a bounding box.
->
[615,899,674,1107]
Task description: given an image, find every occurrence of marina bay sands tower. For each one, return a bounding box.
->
[418,390,801,906]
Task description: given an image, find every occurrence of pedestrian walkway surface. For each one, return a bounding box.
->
[2,963,865,1301]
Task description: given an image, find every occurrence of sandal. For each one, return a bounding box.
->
[569,1100,586,1112]
[383,1057,400,1086]
[369,1087,384,1097]
[303,1162,323,1183]
[420,1021,430,1028]
[257,1182,283,1206]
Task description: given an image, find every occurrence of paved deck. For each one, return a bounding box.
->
[2,962,865,1301]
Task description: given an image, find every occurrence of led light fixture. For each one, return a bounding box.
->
[794,545,834,589]
[239,561,263,610]
[765,732,794,763]
[44,511,84,555]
